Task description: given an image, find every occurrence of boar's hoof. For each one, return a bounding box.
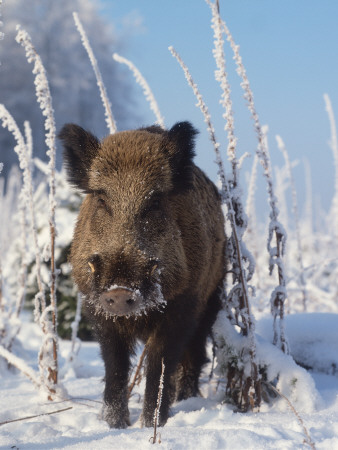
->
[99,287,142,316]
[102,404,130,429]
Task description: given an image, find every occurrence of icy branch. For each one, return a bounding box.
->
[73,12,117,135]
[0,344,40,388]
[113,53,165,129]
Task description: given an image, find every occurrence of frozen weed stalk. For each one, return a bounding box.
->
[0,108,42,348]
[169,0,261,411]
[16,26,59,397]
[219,4,289,353]
[73,12,117,135]
[113,53,165,129]
[276,135,308,312]
[150,358,165,444]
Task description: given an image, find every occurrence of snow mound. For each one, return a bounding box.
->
[257,313,338,376]
[214,311,321,413]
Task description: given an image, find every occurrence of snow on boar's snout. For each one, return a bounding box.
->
[100,287,142,317]
[86,251,164,318]
[59,121,226,428]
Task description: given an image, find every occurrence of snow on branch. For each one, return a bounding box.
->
[113,53,165,129]
[73,12,117,135]
[0,344,40,388]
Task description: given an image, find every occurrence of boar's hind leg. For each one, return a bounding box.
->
[98,328,134,428]
[176,288,223,401]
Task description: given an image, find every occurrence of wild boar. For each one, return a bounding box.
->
[59,121,226,428]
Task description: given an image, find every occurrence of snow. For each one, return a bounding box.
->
[1,313,338,449]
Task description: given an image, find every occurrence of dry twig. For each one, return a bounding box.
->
[128,345,147,399]
[269,384,316,450]
[0,407,73,427]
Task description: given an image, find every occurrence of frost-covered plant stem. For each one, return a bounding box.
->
[16,26,59,393]
[324,93,338,242]
[113,53,165,129]
[151,358,165,444]
[304,159,313,238]
[14,123,32,320]
[15,208,27,319]
[169,44,260,409]
[245,154,265,301]
[277,135,307,311]
[206,0,237,177]
[0,106,46,319]
[73,12,117,134]
[169,47,227,197]
[221,13,288,354]
[209,0,259,408]
[0,168,3,310]
[0,250,3,314]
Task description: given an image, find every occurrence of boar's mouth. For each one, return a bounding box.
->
[88,283,166,320]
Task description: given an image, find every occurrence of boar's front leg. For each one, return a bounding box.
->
[97,326,133,428]
[142,304,197,427]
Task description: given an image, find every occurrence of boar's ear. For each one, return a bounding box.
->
[58,123,99,191]
[141,125,166,135]
[167,121,198,190]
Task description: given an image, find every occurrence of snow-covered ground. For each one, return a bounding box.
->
[1,313,338,449]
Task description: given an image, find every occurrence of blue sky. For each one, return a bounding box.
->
[99,0,338,220]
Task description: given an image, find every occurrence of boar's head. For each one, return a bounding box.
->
[59,122,198,318]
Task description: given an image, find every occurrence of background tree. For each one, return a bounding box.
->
[0,0,137,178]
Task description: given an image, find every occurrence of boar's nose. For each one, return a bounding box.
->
[99,287,142,317]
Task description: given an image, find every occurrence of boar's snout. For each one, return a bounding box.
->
[99,287,143,317]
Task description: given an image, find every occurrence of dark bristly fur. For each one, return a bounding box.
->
[59,121,226,428]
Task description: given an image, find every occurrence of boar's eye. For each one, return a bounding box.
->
[149,198,161,211]
[142,196,162,218]
[97,197,106,207]
[90,189,108,210]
